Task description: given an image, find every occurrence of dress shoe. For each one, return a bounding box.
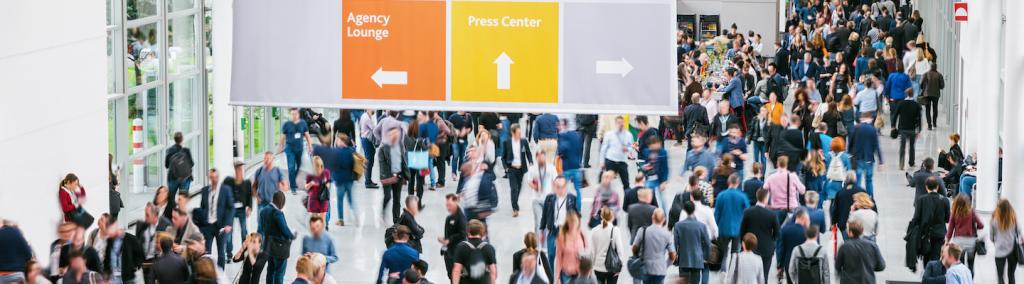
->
[512,210,519,218]
[366,183,380,189]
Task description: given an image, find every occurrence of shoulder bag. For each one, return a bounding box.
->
[604,227,623,273]
[407,139,430,170]
[1014,226,1024,263]
[627,227,647,278]
[974,212,987,255]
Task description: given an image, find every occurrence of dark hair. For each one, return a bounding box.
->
[158,233,174,253]
[683,200,696,215]
[635,115,648,125]
[925,176,939,191]
[60,173,79,189]
[847,219,864,238]
[403,269,421,283]
[413,259,429,274]
[742,233,758,251]
[805,225,820,239]
[394,225,411,239]
[309,215,324,225]
[174,132,184,144]
[728,173,741,186]
[445,193,460,202]
[922,158,935,171]
[468,219,485,236]
[756,188,769,202]
[690,187,704,204]
[273,191,286,209]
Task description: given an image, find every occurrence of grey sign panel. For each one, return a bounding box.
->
[562,1,675,106]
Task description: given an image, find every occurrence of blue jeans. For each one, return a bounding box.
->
[856,160,875,196]
[822,180,843,208]
[335,180,354,220]
[451,141,467,176]
[546,230,558,269]
[284,147,303,192]
[360,138,376,185]
[256,202,270,235]
[166,178,191,209]
[201,225,228,268]
[225,209,248,256]
[753,141,767,175]
[644,274,666,284]
[647,180,666,212]
[563,169,583,212]
[912,74,922,98]
[267,257,287,284]
[0,273,25,283]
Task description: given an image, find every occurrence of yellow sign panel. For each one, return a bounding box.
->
[451,1,559,103]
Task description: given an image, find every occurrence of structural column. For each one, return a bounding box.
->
[211,0,235,175]
[967,0,1001,212]
[1003,0,1024,218]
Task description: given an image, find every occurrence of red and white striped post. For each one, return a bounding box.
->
[132,118,144,193]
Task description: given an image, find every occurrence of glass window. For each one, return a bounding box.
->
[107,30,117,93]
[109,101,117,156]
[107,0,115,26]
[145,88,161,147]
[168,77,199,136]
[127,94,143,154]
[253,107,266,153]
[126,23,161,88]
[168,14,198,77]
[168,0,195,12]
[127,0,158,21]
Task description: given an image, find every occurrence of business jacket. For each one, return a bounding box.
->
[849,123,883,164]
[835,237,886,284]
[102,234,145,281]
[740,205,780,258]
[720,76,745,108]
[163,219,203,247]
[776,128,807,163]
[133,217,171,259]
[920,69,944,98]
[830,185,867,233]
[502,137,534,170]
[196,183,235,230]
[911,192,950,239]
[258,204,295,259]
[673,217,711,270]
[793,60,820,81]
[711,113,741,138]
[377,142,407,181]
[682,104,710,138]
[152,251,190,284]
[892,99,922,131]
[397,210,425,253]
[912,169,946,200]
[539,194,579,233]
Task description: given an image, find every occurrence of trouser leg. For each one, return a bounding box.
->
[361,138,376,185]
[582,132,594,167]
[509,168,523,211]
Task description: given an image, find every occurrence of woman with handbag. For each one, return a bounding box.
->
[589,208,625,284]
[588,171,621,229]
[404,123,430,210]
[946,194,984,274]
[990,199,1023,284]
[512,232,553,283]
[305,157,332,220]
[58,173,89,225]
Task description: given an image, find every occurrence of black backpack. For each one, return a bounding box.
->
[459,240,491,281]
[796,246,824,284]
[169,148,193,180]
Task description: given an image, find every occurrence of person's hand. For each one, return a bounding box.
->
[173,244,185,254]
[246,207,252,217]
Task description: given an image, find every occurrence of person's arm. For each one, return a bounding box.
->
[873,243,886,271]
[326,238,338,263]
[451,263,464,284]
[377,256,388,284]
[488,263,498,284]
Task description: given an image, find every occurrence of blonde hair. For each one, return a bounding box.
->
[312,156,324,173]
[853,192,874,209]
[295,255,315,276]
[557,212,581,242]
[951,194,972,219]
[805,153,826,176]
[993,199,1018,231]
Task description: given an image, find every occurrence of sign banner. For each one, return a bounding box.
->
[231,0,678,114]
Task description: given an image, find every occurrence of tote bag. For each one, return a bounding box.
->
[407,140,430,170]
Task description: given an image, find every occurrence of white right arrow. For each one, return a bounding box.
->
[494,52,513,90]
[371,66,408,88]
[595,57,634,77]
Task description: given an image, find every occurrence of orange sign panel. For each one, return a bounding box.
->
[342,0,446,101]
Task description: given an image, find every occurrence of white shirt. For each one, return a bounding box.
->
[208,185,219,224]
[680,202,719,239]
[554,195,569,227]
[359,112,377,138]
[510,139,522,167]
[902,48,918,75]
[527,164,557,202]
[600,130,633,162]
[701,98,719,122]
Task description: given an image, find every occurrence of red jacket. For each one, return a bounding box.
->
[946,209,983,239]
[58,186,86,221]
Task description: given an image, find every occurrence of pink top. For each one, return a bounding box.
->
[762,170,805,211]
[556,230,588,276]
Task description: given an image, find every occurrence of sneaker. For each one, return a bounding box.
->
[512,210,519,218]
[335,220,344,226]
[429,187,436,191]
[365,183,380,189]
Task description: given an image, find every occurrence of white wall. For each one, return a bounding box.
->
[678,0,779,54]
[0,0,109,259]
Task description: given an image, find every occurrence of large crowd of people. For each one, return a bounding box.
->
[0,1,1021,284]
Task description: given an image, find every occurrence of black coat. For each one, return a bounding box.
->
[831,185,867,232]
[103,234,145,281]
[443,208,468,253]
[377,143,407,181]
[502,138,534,170]
[682,104,710,138]
[59,245,102,273]
[710,114,741,138]
[540,194,579,233]
[912,192,950,239]
[398,210,425,252]
[740,205,780,256]
[152,252,190,284]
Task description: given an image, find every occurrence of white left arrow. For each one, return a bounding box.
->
[494,52,513,90]
[595,57,634,77]
[371,67,408,88]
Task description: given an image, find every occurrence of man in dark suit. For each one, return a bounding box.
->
[103,218,144,284]
[771,115,806,172]
[152,233,189,284]
[793,53,820,83]
[773,43,790,78]
[627,188,658,239]
[196,168,235,268]
[539,177,578,267]
[134,202,171,284]
[502,124,533,217]
[740,189,780,283]
[575,114,598,167]
[911,177,950,262]
[260,191,295,284]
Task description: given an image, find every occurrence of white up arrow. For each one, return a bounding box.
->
[371,67,408,88]
[494,52,513,90]
[595,58,634,77]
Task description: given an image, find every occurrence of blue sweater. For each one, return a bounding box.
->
[377,243,419,284]
[0,227,32,272]
[721,76,744,108]
[682,148,717,179]
[312,145,355,182]
[532,114,559,141]
[719,137,748,171]
[854,56,869,78]
[849,123,883,164]
[302,234,338,264]
[642,148,669,184]
[418,122,438,144]
[885,72,912,100]
[557,131,583,170]
[714,189,750,237]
